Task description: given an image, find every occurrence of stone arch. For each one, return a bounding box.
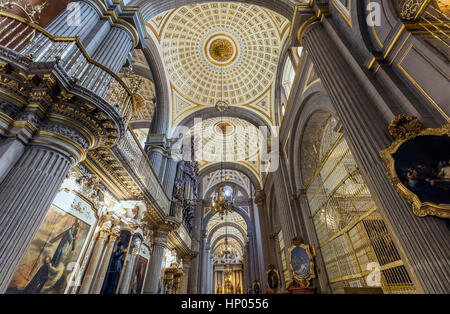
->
[274,37,296,127]
[203,182,249,201]
[142,39,170,135]
[211,234,245,254]
[198,162,261,191]
[206,222,248,246]
[283,86,337,191]
[202,205,251,233]
[169,106,273,140]
[130,0,294,23]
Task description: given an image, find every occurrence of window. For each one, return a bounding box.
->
[282,57,295,100]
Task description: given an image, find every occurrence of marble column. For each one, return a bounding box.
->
[0,137,25,185]
[198,234,207,293]
[145,134,168,180]
[119,247,140,294]
[143,230,169,294]
[79,220,113,294]
[45,1,99,38]
[0,143,76,293]
[91,226,121,294]
[91,26,134,73]
[180,260,191,294]
[301,19,450,293]
[188,203,202,294]
[163,154,179,199]
[273,168,296,249]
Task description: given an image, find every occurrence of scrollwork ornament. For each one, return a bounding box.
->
[388,114,423,141]
[40,121,89,150]
[400,0,430,21]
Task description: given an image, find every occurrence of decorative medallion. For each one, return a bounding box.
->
[205,33,239,67]
[266,264,281,293]
[288,237,315,287]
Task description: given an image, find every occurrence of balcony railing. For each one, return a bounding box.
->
[0,12,134,124]
[115,127,171,215]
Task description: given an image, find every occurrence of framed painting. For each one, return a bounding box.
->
[266,265,280,293]
[288,238,315,287]
[380,115,450,219]
[252,280,261,294]
[6,199,95,294]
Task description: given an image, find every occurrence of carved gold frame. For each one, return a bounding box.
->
[380,117,450,219]
[252,280,262,294]
[288,239,315,287]
[265,265,280,293]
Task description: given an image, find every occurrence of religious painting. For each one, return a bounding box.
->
[288,238,315,287]
[130,255,148,294]
[101,230,131,294]
[6,205,91,294]
[252,280,261,294]
[344,163,365,185]
[266,265,280,293]
[380,115,450,218]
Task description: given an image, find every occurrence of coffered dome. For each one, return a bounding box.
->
[146,2,290,126]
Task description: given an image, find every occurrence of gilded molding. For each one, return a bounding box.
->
[380,115,450,219]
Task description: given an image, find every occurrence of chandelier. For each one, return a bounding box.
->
[209,186,234,219]
[209,48,234,218]
[215,36,229,113]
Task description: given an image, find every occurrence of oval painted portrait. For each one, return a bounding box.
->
[267,270,279,290]
[290,247,311,279]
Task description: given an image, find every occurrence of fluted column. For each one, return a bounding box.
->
[301,18,450,293]
[197,233,207,293]
[92,27,134,73]
[0,144,75,293]
[180,260,191,294]
[45,1,99,38]
[79,219,113,294]
[143,230,169,294]
[145,134,168,180]
[91,226,121,294]
[273,169,295,249]
[0,137,25,185]
[119,247,140,294]
[163,155,179,198]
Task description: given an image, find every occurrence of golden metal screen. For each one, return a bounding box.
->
[304,117,416,294]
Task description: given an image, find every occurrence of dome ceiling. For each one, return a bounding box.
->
[146,2,290,128]
[184,116,263,179]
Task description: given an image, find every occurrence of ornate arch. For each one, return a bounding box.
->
[202,205,251,233]
[198,162,261,191]
[129,0,294,23]
[203,182,249,201]
[211,234,245,254]
[206,221,248,246]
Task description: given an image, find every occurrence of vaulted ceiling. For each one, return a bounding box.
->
[145,2,290,180]
[146,2,290,130]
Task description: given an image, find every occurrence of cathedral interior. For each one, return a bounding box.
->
[0,0,449,295]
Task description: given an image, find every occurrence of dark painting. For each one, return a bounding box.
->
[267,270,279,290]
[394,135,450,205]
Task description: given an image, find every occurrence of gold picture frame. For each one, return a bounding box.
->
[266,265,280,293]
[288,238,315,287]
[380,115,450,219]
